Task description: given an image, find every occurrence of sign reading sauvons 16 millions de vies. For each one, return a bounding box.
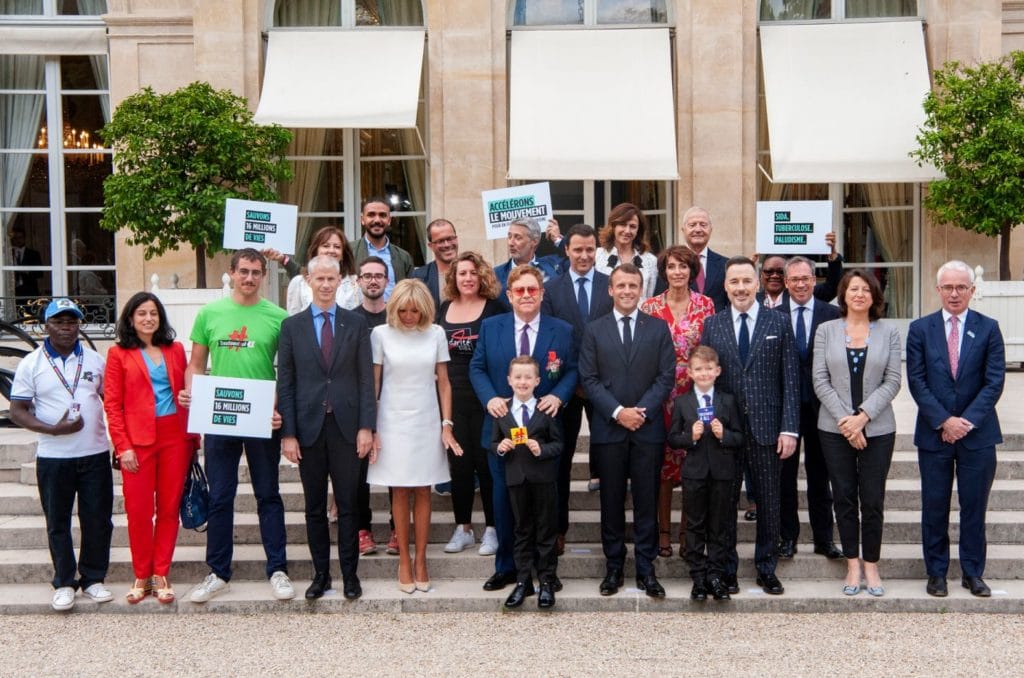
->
[755,200,832,255]
[186,375,276,438]
[223,198,298,254]
[482,182,553,241]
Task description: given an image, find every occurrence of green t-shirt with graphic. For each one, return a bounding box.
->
[190,297,287,380]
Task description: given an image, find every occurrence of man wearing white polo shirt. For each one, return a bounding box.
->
[9,298,113,611]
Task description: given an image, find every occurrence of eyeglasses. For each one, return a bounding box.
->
[359,273,387,281]
[510,286,539,298]
[762,268,785,277]
[786,276,813,284]
[430,236,458,246]
[938,284,972,295]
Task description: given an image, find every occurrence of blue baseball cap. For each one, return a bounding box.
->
[43,298,84,322]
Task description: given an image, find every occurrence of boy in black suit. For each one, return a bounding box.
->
[490,356,563,610]
[668,346,744,602]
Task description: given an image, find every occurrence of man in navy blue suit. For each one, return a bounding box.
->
[493,217,563,309]
[907,260,1005,598]
[469,265,577,592]
[654,206,729,311]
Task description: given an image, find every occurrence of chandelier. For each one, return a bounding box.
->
[36,124,105,165]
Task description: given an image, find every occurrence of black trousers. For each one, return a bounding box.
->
[560,394,596,534]
[508,480,558,583]
[780,403,836,545]
[592,438,661,577]
[298,416,361,580]
[726,439,782,577]
[448,392,494,526]
[819,430,895,563]
[683,476,732,582]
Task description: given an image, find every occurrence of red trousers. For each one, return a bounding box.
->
[121,415,192,578]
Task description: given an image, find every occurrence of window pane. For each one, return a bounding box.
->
[63,154,111,207]
[274,0,342,26]
[845,182,913,208]
[0,56,44,91]
[1,153,49,208]
[66,269,115,325]
[759,0,830,20]
[4,212,52,265]
[360,128,423,157]
[383,214,424,266]
[0,0,43,15]
[596,0,667,24]
[845,0,916,18]
[59,0,107,14]
[66,211,114,266]
[60,55,106,90]
[360,159,426,212]
[356,0,423,26]
[513,0,584,26]
[842,207,913,318]
[1,96,46,152]
[280,161,345,214]
[2,210,52,319]
[549,180,584,211]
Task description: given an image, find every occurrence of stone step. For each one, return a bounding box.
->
[2,577,1023,615]
[2,509,1023,550]
[1,542,1021,586]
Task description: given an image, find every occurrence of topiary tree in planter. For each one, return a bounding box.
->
[99,81,292,287]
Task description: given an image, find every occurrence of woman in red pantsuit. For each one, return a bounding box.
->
[104,292,197,604]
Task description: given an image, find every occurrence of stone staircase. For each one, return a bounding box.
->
[1,432,1023,613]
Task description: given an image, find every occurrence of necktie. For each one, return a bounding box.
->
[703,394,711,407]
[621,316,633,354]
[948,315,959,378]
[738,312,750,364]
[795,306,808,357]
[576,277,589,319]
[521,403,530,428]
[696,255,706,293]
[519,323,530,356]
[320,312,333,364]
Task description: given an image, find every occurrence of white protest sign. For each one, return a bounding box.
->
[187,375,276,439]
[756,200,832,255]
[223,198,298,254]
[482,182,552,241]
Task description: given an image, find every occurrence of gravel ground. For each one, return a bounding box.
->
[4,612,1024,677]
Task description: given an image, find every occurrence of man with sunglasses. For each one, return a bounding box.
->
[470,265,577,594]
[411,218,459,309]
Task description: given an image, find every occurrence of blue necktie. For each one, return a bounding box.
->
[521,403,530,428]
[519,324,530,356]
[621,316,633,354]
[795,306,808,358]
[738,312,750,364]
[576,277,589,319]
[703,394,711,407]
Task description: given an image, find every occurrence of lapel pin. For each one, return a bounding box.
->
[967,330,975,338]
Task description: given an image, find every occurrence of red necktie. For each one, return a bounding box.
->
[696,256,706,293]
[948,315,959,378]
[320,312,333,364]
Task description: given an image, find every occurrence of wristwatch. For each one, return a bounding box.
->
[441,419,454,428]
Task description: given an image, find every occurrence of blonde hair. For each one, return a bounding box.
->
[386,279,435,330]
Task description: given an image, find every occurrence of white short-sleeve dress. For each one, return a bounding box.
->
[366,323,452,487]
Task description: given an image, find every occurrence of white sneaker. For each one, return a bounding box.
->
[270,570,295,600]
[190,573,230,603]
[478,526,499,556]
[444,526,475,553]
[83,582,113,603]
[51,586,75,611]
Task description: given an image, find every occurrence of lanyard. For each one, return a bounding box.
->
[44,349,83,399]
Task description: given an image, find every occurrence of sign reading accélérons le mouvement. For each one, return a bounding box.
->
[186,375,276,439]
[223,198,298,254]
[482,182,553,241]
[755,200,832,255]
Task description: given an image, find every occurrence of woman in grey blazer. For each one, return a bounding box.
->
[813,270,902,597]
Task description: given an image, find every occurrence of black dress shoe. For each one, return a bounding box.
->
[599,570,624,596]
[756,572,785,595]
[305,572,331,600]
[343,576,361,600]
[926,576,948,597]
[504,580,535,608]
[636,574,666,598]
[813,542,844,560]
[777,539,796,559]
[723,573,739,595]
[962,576,991,597]
[690,580,708,601]
[537,581,556,609]
[552,575,563,592]
[708,577,731,601]
[483,571,517,591]
[744,508,757,521]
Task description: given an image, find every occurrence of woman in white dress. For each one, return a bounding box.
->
[368,279,461,593]
[286,226,360,314]
[593,202,659,300]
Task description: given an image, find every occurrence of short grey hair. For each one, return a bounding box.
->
[306,255,340,276]
[682,206,712,224]
[936,260,975,285]
[785,255,816,276]
[509,217,542,242]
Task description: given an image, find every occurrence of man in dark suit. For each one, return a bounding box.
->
[579,263,675,598]
[494,217,563,309]
[277,255,377,601]
[654,206,729,310]
[469,265,577,592]
[411,218,459,309]
[9,226,43,309]
[756,235,844,309]
[775,256,842,560]
[541,223,614,550]
[907,260,1005,598]
[699,256,800,595]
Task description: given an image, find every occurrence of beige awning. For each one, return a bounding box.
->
[0,25,107,55]
[759,20,941,183]
[508,28,679,180]
[254,29,424,128]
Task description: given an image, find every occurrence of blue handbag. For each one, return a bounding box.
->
[179,454,209,532]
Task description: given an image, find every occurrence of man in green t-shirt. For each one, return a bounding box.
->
[179,248,294,604]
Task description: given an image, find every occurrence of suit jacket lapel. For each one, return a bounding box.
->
[715,313,742,368]
[607,314,629,364]
[956,311,979,379]
[745,310,770,368]
[501,314,517,359]
[931,312,954,377]
[629,313,651,362]
[128,349,151,387]
[329,307,345,368]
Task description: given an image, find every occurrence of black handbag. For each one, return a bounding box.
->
[179,453,209,532]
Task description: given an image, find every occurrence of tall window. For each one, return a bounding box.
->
[757,0,920,318]
[511,0,668,25]
[0,0,113,329]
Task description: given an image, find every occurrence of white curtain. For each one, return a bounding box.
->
[862,183,912,318]
[278,129,329,259]
[274,0,340,26]
[0,55,45,230]
[76,0,111,122]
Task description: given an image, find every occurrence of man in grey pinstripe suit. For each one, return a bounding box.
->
[700,256,800,595]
